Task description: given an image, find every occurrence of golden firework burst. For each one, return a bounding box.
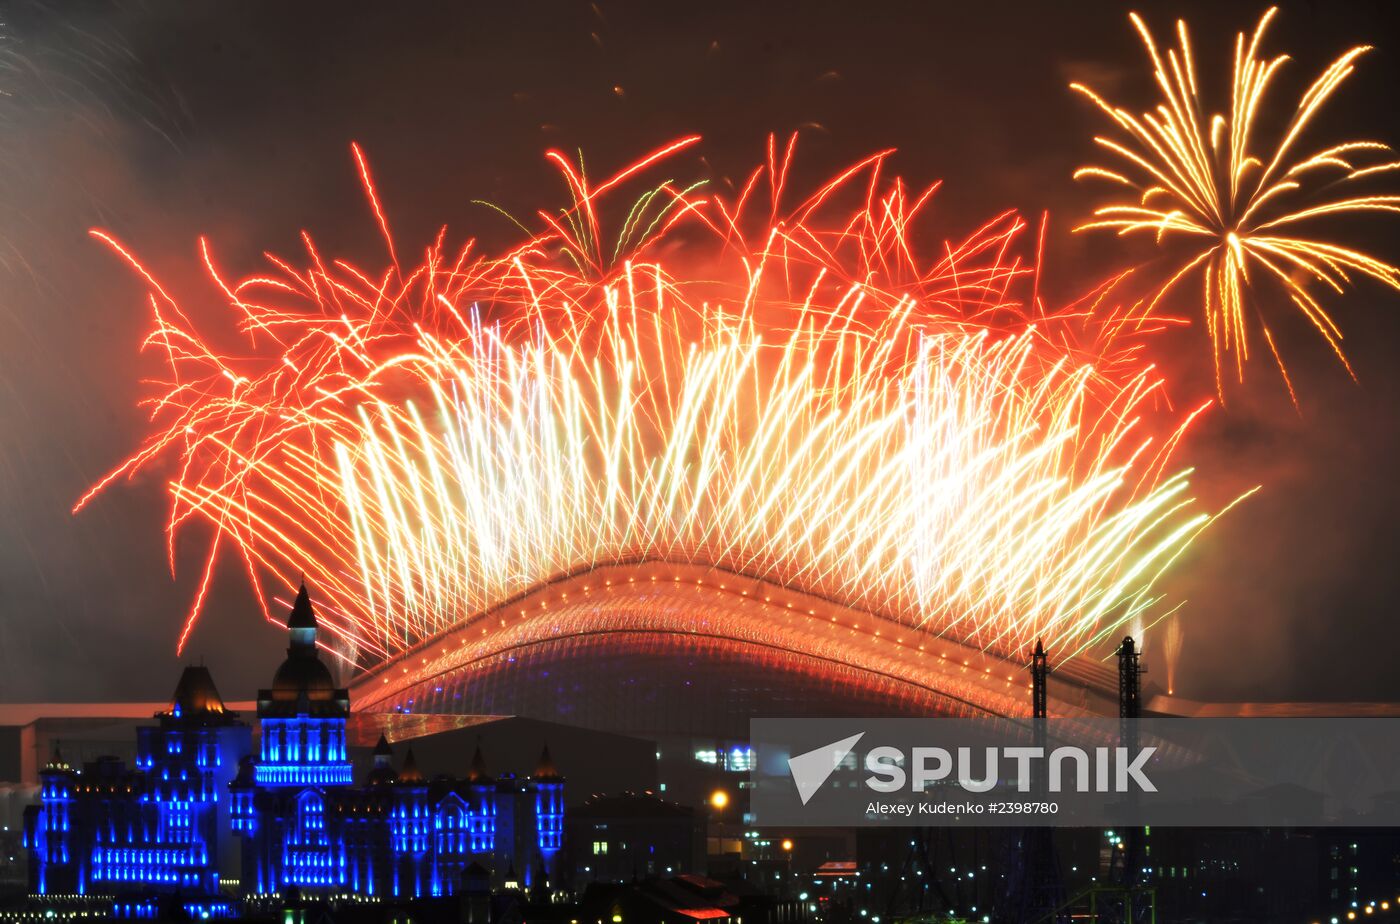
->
[1073,7,1400,401]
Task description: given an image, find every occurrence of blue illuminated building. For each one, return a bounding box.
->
[22,664,251,916]
[234,585,565,899]
[23,584,565,914]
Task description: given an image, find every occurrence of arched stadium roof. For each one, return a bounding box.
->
[350,561,1125,737]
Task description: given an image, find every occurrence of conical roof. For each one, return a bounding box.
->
[468,742,492,783]
[533,744,561,780]
[167,665,229,716]
[44,744,69,771]
[287,582,316,630]
[398,747,424,784]
[367,735,398,785]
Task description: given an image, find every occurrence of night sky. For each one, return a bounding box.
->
[3,0,1399,704]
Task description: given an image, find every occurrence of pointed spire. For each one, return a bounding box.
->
[285,580,319,657]
[288,581,317,630]
[398,747,424,784]
[533,744,561,781]
[367,734,397,785]
[469,740,491,783]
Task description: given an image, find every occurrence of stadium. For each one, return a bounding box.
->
[349,560,1125,740]
[349,556,1400,742]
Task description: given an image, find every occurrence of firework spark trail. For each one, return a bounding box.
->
[1073,6,1400,402]
[80,136,1226,666]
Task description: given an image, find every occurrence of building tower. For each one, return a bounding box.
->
[238,583,353,895]
[532,746,564,888]
[23,667,249,913]
[134,666,251,892]
[253,583,352,787]
[367,735,397,785]
[389,748,431,898]
[26,748,74,896]
[467,743,497,858]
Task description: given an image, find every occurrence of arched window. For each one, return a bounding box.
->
[293,790,327,846]
[436,795,466,855]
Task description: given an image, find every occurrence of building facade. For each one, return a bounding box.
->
[568,792,700,887]
[24,585,564,914]
[22,666,250,916]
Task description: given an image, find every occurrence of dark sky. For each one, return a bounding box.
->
[2,0,1399,705]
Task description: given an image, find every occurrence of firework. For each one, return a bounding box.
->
[1072,7,1400,401]
[79,136,1228,666]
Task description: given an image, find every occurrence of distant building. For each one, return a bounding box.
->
[344,714,657,809]
[568,792,700,886]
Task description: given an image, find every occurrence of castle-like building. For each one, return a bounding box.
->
[23,666,250,915]
[24,585,564,915]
